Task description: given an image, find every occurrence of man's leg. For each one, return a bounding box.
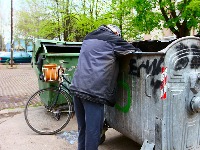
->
[73,96,86,150]
[83,100,104,150]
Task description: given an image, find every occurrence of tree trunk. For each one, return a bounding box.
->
[64,0,70,41]
[55,0,61,40]
[170,21,190,38]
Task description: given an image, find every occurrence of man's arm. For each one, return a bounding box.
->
[108,34,141,56]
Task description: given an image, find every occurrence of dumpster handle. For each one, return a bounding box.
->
[145,74,152,97]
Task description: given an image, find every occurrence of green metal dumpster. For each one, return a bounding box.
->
[32,39,81,106]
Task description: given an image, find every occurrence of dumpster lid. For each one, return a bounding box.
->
[41,41,82,53]
[43,43,81,48]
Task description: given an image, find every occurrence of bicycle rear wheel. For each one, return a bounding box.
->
[24,87,74,135]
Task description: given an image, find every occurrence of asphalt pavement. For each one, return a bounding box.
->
[0,64,141,150]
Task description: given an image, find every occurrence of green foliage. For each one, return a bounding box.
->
[15,0,54,39]
[185,0,200,29]
[14,0,200,41]
[15,0,113,41]
[122,0,200,38]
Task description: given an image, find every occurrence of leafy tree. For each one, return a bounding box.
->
[14,0,200,41]
[67,0,112,41]
[15,0,58,40]
[125,0,200,38]
[110,0,142,39]
[15,0,112,41]
[71,13,112,41]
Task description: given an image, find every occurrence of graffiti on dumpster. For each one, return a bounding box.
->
[115,80,131,113]
[129,58,164,77]
[115,57,164,113]
[174,43,200,70]
[174,43,189,71]
[191,44,200,69]
[115,41,200,113]
[129,58,164,92]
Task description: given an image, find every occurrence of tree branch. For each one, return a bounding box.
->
[159,0,179,37]
[159,0,169,22]
[169,1,181,29]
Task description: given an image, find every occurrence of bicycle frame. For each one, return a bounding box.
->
[59,74,71,92]
[49,74,72,110]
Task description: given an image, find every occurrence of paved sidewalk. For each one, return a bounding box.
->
[0,108,141,150]
[0,64,38,110]
[0,64,141,150]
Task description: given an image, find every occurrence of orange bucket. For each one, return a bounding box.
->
[42,64,58,81]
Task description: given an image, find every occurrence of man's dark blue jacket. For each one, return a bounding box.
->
[69,25,138,106]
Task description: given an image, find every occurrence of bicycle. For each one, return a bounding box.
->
[24,61,74,135]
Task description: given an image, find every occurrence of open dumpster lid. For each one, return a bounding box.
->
[34,39,82,54]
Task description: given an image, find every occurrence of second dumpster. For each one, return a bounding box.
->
[32,39,81,106]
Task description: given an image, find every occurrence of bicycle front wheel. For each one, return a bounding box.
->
[24,87,74,135]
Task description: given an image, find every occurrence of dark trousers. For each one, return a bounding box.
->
[73,96,104,150]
